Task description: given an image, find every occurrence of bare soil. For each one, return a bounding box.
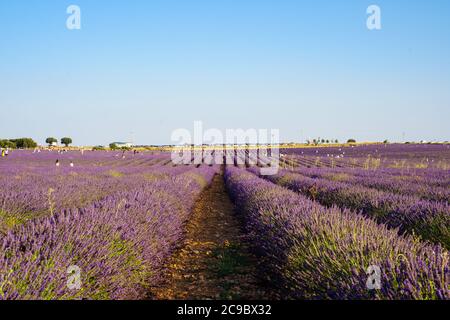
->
[149,172,272,300]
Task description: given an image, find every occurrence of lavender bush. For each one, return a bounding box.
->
[0,151,217,299]
[262,170,450,249]
[225,166,449,299]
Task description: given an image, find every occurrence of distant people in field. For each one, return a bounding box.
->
[55,159,60,167]
[5,148,9,157]
[70,161,74,167]
[1,149,4,157]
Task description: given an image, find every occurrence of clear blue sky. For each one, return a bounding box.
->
[1,0,449,145]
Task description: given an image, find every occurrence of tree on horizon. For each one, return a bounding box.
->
[61,137,73,147]
[46,137,57,146]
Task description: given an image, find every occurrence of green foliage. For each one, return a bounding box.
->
[0,140,16,148]
[109,143,118,150]
[347,139,356,144]
[7,138,37,149]
[45,137,57,146]
[92,145,105,151]
[61,137,72,147]
[108,170,123,178]
[211,243,250,277]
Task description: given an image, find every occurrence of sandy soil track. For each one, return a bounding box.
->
[149,170,272,300]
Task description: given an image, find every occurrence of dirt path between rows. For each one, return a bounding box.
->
[148,171,273,300]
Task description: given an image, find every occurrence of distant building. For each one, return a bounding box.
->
[111,142,133,148]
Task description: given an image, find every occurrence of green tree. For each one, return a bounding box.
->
[109,143,118,150]
[61,137,73,147]
[9,138,37,149]
[0,140,16,148]
[46,137,57,146]
[347,139,356,144]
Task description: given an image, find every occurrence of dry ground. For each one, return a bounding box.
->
[148,172,272,300]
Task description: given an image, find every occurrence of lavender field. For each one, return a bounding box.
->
[0,144,448,300]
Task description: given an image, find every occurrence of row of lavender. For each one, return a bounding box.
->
[0,151,176,232]
[224,148,448,249]
[284,156,450,185]
[262,170,450,250]
[225,166,449,299]
[281,143,450,169]
[287,166,449,203]
[283,143,450,159]
[0,150,170,174]
[0,151,218,299]
[0,166,217,299]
